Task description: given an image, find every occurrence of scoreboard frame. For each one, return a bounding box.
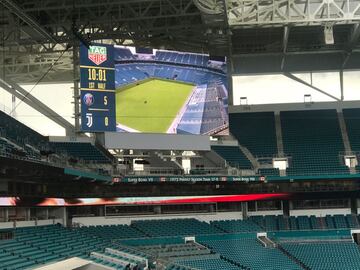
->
[80,43,116,132]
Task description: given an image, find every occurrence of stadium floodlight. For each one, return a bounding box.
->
[324,24,334,45]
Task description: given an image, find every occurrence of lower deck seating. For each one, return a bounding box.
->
[281,241,360,270]
[78,224,145,240]
[249,214,360,231]
[202,237,302,270]
[3,215,360,270]
[0,225,111,269]
[176,257,242,270]
[211,219,262,233]
[139,242,210,258]
[131,218,222,237]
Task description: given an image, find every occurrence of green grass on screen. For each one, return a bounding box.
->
[116,79,194,133]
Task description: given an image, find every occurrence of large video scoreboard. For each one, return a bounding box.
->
[80,43,116,131]
[79,43,229,135]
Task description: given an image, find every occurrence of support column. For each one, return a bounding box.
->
[340,70,344,101]
[99,206,105,217]
[62,207,68,227]
[154,205,161,215]
[209,204,215,213]
[5,208,8,222]
[351,198,358,215]
[241,202,248,219]
[25,208,31,221]
[337,110,352,154]
[11,95,16,118]
[282,200,290,217]
[275,112,284,157]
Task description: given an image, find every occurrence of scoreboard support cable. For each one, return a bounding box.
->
[79,43,116,132]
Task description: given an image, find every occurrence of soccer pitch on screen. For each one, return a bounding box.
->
[116,79,194,133]
[114,45,229,135]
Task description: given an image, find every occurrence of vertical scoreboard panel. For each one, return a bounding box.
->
[80,43,116,132]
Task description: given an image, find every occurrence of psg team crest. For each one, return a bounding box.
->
[88,46,107,65]
[83,93,94,106]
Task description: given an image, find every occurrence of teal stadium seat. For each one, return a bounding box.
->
[202,237,302,270]
[211,219,263,233]
[343,108,360,173]
[258,168,280,177]
[281,241,360,270]
[51,142,112,163]
[281,110,349,176]
[211,145,252,169]
[131,218,222,237]
[3,216,360,269]
[229,112,278,157]
[176,257,242,270]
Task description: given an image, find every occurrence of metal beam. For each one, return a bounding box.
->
[227,0,360,27]
[342,23,360,68]
[340,70,344,101]
[283,72,341,101]
[0,78,74,132]
[281,26,290,71]
[193,0,223,15]
[0,0,59,45]
[348,23,360,48]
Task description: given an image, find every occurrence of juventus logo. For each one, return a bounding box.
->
[86,113,93,128]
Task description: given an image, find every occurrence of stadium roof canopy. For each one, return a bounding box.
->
[0,0,359,83]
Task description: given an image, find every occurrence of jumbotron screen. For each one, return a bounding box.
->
[80,44,229,135]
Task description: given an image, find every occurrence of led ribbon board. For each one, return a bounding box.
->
[80,44,116,131]
[0,193,288,206]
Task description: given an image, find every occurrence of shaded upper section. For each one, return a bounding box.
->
[281,109,348,176]
[0,110,113,164]
[230,112,278,157]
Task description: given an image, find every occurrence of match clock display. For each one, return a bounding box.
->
[79,44,116,132]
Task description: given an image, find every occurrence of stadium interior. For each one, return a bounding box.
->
[1,0,360,270]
